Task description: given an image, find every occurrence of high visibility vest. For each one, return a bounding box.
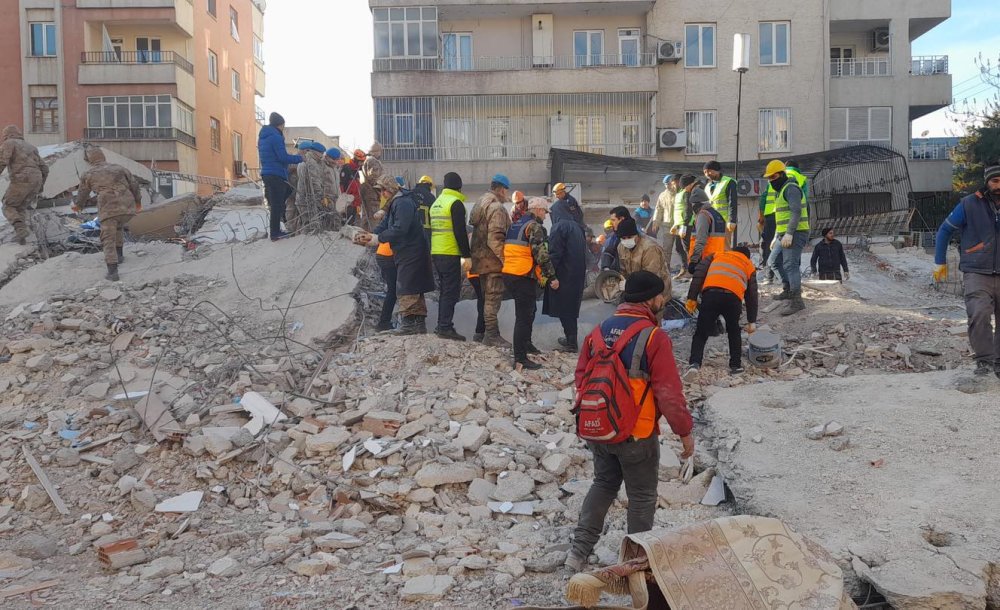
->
[765,170,807,216]
[673,190,690,228]
[429,188,466,256]
[774,181,810,234]
[689,207,728,261]
[625,320,657,440]
[703,251,756,300]
[501,215,541,279]
[706,175,735,222]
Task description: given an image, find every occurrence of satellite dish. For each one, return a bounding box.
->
[920,130,930,137]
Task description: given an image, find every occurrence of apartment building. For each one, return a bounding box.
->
[368,0,952,202]
[0,0,267,197]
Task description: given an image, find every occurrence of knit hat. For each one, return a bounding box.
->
[985,162,1000,183]
[623,271,665,303]
[617,217,639,238]
[821,227,834,237]
[689,188,709,210]
[268,112,285,127]
[325,147,341,160]
[703,160,722,172]
[443,172,463,191]
[680,174,697,188]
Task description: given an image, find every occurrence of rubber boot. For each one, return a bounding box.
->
[773,284,792,301]
[781,291,805,316]
[482,332,512,349]
[117,246,124,262]
[105,263,120,282]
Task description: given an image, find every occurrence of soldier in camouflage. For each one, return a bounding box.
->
[0,125,48,245]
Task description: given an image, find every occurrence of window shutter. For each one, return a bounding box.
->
[829,108,847,141]
[869,107,892,141]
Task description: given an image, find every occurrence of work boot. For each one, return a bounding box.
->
[974,360,993,376]
[781,292,805,316]
[375,320,394,332]
[435,327,466,342]
[773,284,792,301]
[116,246,124,262]
[105,263,120,282]
[526,343,541,354]
[413,316,428,334]
[16,234,27,246]
[683,364,700,382]
[564,551,587,572]
[472,333,485,343]
[515,357,542,371]
[482,332,511,349]
[556,336,578,353]
[394,316,417,335]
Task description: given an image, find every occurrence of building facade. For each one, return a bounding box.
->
[368,0,952,202]
[0,0,267,197]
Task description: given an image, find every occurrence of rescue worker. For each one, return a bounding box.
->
[684,245,759,377]
[340,150,364,226]
[72,147,142,282]
[600,206,633,271]
[510,190,528,223]
[703,160,738,246]
[413,175,436,247]
[257,112,303,241]
[0,125,48,245]
[760,161,807,282]
[764,160,809,315]
[358,175,435,334]
[616,217,672,299]
[544,202,588,353]
[596,219,614,246]
[651,175,683,270]
[687,188,728,273]
[671,175,697,279]
[470,174,513,347]
[933,161,1000,378]
[293,141,329,233]
[502,197,558,369]
[552,182,584,226]
[321,147,344,231]
[810,227,849,281]
[371,207,397,331]
[429,172,470,341]
[358,141,385,230]
[634,194,653,231]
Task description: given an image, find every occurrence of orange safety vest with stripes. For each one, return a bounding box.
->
[689,207,728,262]
[598,314,659,439]
[703,251,756,300]
[501,216,543,281]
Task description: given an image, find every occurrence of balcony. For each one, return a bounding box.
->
[911,55,948,75]
[382,142,656,163]
[830,57,890,78]
[79,52,195,105]
[75,0,194,37]
[908,145,952,192]
[909,142,953,161]
[369,0,652,19]
[373,53,656,72]
[85,127,196,148]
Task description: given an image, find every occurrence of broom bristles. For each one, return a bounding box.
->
[565,572,630,607]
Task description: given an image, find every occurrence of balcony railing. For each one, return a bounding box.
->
[830,57,891,77]
[381,142,656,163]
[911,55,948,76]
[85,127,195,148]
[373,53,657,73]
[910,142,954,161]
[81,51,194,74]
[255,106,266,122]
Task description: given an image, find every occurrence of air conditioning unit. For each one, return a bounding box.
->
[656,41,682,64]
[658,128,686,149]
[871,27,890,51]
[737,177,767,197]
[233,160,247,178]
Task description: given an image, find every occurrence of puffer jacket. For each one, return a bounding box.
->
[78,158,141,221]
[469,191,511,275]
[0,125,48,205]
[257,125,303,180]
[617,234,672,298]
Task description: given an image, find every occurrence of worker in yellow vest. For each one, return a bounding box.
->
[759,161,807,282]
[428,172,471,341]
[763,160,810,315]
[703,160,738,246]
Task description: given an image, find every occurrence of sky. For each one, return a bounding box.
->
[261,0,999,147]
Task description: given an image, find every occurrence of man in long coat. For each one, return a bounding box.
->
[544,204,588,352]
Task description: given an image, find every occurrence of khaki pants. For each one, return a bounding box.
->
[2,182,40,241]
[481,272,505,335]
[398,293,427,317]
[101,214,133,264]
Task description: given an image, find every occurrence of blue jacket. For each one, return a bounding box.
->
[257,125,303,180]
[935,190,1000,274]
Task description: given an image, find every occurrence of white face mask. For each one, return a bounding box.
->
[621,238,637,249]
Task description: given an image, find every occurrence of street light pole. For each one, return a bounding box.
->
[733,34,750,248]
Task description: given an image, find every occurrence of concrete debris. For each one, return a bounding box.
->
[154,491,203,513]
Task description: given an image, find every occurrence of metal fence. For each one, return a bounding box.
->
[373,53,656,73]
[84,127,196,148]
[80,51,194,74]
[909,142,954,161]
[830,57,890,77]
[910,55,949,75]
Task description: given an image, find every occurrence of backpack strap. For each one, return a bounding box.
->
[628,326,656,380]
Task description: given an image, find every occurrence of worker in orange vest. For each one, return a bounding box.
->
[687,187,728,273]
[684,245,759,376]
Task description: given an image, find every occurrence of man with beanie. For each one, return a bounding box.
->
[671,175,697,279]
[763,160,809,316]
[684,245,759,377]
[703,160,738,245]
[634,194,653,231]
[0,125,48,245]
[258,113,303,241]
[810,227,849,281]
[616,217,672,299]
[470,174,513,347]
[687,187,728,273]
[933,161,1000,378]
[567,270,694,571]
[429,172,471,340]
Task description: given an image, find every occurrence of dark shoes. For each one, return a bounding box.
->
[526,343,541,354]
[435,327,467,342]
[556,337,578,353]
[730,365,745,375]
[375,320,394,332]
[482,333,512,348]
[270,231,290,241]
[105,263,120,282]
[515,358,542,371]
[974,360,993,376]
[773,286,792,301]
[395,315,428,335]
[472,333,485,343]
[781,291,805,316]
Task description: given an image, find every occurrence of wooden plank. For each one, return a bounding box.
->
[22,448,69,515]
[134,393,181,443]
[77,433,124,453]
[0,579,60,600]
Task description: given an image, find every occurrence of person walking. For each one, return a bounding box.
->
[616,217,672,299]
[703,160,738,246]
[687,188,728,273]
[503,197,558,369]
[258,113,303,241]
[566,271,694,571]
[0,125,48,246]
[684,246,759,377]
[933,162,1000,377]
[429,172,471,341]
[470,174,513,347]
[72,147,142,282]
[545,202,588,353]
[634,194,653,231]
[763,160,810,315]
[810,227,849,281]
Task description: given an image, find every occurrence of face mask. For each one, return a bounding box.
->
[621,238,637,249]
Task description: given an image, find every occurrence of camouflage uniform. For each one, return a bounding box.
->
[523,221,557,285]
[294,150,326,233]
[0,125,48,244]
[359,142,384,231]
[470,191,511,339]
[76,148,141,268]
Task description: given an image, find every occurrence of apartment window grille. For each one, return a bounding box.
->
[30,23,57,57]
[208,50,219,84]
[618,29,641,67]
[32,98,59,133]
[621,115,641,156]
[830,107,892,148]
[684,24,715,68]
[759,21,790,66]
[685,110,717,154]
[759,108,791,152]
[210,117,221,150]
[488,118,509,159]
[573,30,604,67]
[231,70,241,102]
[574,116,605,154]
[373,7,437,60]
[442,33,472,71]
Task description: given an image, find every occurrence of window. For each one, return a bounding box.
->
[395,113,414,145]
[618,29,640,67]
[685,110,717,154]
[373,7,438,59]
[86,95,192,136]
[487,118,509,159]
[232,131,243,161]
[230,7,240,41]
[759,22,790,66]
[829,107,891,148]
[32,98,59,133]
[136,37,162,63]
[442,33,472,71]
[759,108,791,152]
[231,69,241,101]
[441,118,473,160]
[30,23,57,57]
[684,24,715,68]
[210,117,221,150]
[573,30,604,67]
[208,50,219,84]
[574,116,605,154]
[620,115,641,156]
[253,35,264,65]
[207,0,216,17]
[374,97,434,160]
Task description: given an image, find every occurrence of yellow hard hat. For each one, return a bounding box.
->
[763,160,787,179]
[603,219,614,230]
[418,175,433,185]
[553,182,567,193]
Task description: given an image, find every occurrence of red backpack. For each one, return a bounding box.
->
[574,321,656,444]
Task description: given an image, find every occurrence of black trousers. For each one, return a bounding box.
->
[432,255,462,331]
[761,214,776,277]
[560,315,578,341]
[376,254,397,326]
[469,276,485,335]
[504,275,537,360]
[690,289,744,368]
[818,271,843,281]
[674,232,688,264]
[263,175,291,238]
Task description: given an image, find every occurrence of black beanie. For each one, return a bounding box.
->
[821,227,834,237]
[623,271,665,303]
[269,112,285,127]
[616,216,639,238]
[680,174,697,188]
[443,172,463,191]
[703,160,722,172]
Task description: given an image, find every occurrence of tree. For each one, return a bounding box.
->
[950,53,1000,193]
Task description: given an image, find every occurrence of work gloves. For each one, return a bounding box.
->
[744,323,756,334]
[780,234,793,248]
[933,264,948,282]
[685,299,698,314]
[726,222,736,234]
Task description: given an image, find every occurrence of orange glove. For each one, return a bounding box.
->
[135,204,143,213]
[685,299,698,314]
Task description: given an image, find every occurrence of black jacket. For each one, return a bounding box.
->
[375,190,435,296]
[543,215,588,320]
[810,239,848,274]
